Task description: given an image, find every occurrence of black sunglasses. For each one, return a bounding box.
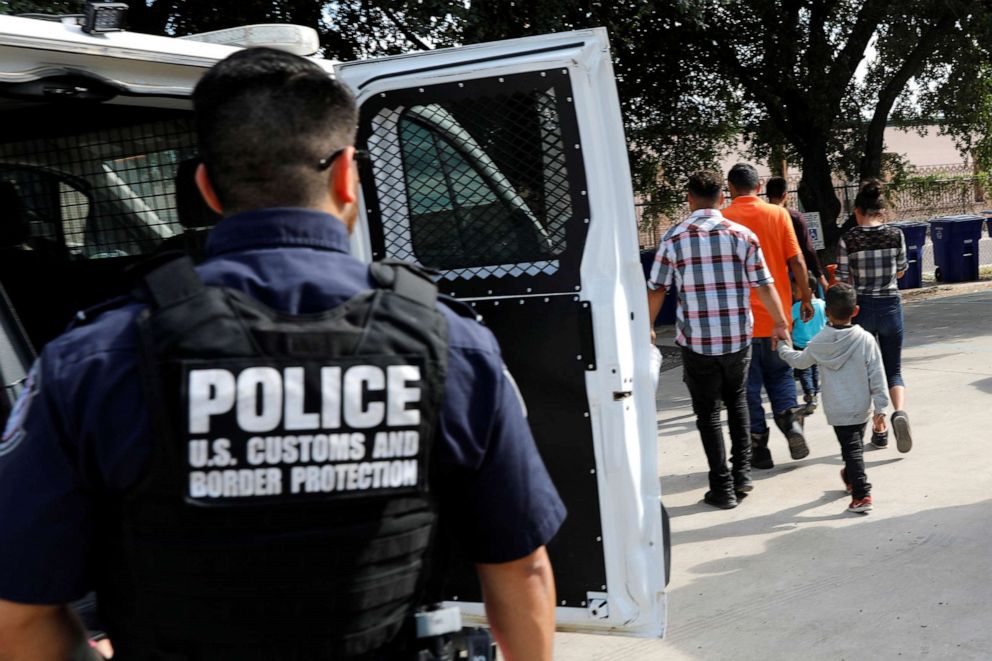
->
[317,147,370,171]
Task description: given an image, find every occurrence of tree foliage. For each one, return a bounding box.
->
[1,0,81,13]
[4,1,992,246]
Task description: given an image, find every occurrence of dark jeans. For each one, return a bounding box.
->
[747,337,798,434]
[682,346,752,491]
[795,364,819,397]
[834,423,871,499]
[854,295,904,388]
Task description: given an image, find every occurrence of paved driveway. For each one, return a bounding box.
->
[556,290,992,660]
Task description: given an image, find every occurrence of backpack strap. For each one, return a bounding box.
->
[130,252,205,309]
[369,260,438,308]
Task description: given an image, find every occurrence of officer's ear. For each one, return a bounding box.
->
[328,146,359,207]
[194,163,224,215]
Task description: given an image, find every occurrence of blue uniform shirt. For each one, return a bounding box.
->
[0,209,566,604]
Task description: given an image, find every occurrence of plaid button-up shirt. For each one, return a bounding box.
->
[648,208,773,355]
[836,224,908,298]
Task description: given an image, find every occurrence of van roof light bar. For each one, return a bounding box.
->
[180,25,320,56]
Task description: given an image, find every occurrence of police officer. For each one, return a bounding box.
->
[0,48,565,660]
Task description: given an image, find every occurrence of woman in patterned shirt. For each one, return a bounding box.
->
[835,179,912,453]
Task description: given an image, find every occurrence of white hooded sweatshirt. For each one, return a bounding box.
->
[777,324,889,426]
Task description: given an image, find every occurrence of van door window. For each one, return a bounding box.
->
[359,73,587,297]
[400,115,552,269]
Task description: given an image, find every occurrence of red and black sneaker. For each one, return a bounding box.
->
[848,496,873,514]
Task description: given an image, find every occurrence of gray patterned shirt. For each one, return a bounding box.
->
[836,225,908,298]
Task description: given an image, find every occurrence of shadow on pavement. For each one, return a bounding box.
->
[662,499,992,659]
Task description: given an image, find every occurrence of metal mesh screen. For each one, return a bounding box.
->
[366,86,574,281]
[0,117,196,259]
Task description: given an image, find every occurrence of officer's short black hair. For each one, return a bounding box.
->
[825,282,858,320]
[765,176,788,201]
[687,170,722,204]
[193,47,357,213]
[727,163,760,193]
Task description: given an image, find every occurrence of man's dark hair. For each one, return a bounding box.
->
[825,282,858,319]
[687,170,722,204]
[193,47,358,213]
[765,176,788,201]
[727,163,760,193]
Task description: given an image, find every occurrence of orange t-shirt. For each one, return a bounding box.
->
[721,196,800,337]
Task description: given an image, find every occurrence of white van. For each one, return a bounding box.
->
[0,13,668,639]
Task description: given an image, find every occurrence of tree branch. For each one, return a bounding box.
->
[825,0,894,100]
[806,0,841,79]
[381,5,432,51]
[858,10,959,178]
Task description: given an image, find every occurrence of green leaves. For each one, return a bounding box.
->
[5,0,990,242]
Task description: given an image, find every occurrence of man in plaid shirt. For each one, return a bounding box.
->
[648,171,790,509]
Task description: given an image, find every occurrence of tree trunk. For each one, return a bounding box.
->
[797,150,843,252]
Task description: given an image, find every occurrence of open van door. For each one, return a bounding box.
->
[336,28,667,637]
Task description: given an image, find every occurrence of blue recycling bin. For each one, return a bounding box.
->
[640,248,678,324]
[929,215,985,283]
[890,221,928,290]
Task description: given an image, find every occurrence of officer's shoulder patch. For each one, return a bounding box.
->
[1,360,41,457]
[66,294,134,330]
[438,295,483,324]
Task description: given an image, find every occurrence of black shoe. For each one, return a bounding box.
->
[704,490,738,509]
[803,394,818,416]
[750,430,774,469]
[774,408,809,460]
[870,429,889,448]
[733,472,753,495]
[892,410,912,453]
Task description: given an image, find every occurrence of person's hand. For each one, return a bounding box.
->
[771,322,790,350]
[800,298,814,322]
[873,412,887,432]
[818,276,830,293]
[650,327,656,344]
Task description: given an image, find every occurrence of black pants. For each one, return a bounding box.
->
[681,346,751,491]
[834,423,871,499]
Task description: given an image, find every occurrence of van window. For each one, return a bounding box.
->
[365,86,575,279]
[401,116,537,269]
[0,105,196,353]
[0,109,196,259]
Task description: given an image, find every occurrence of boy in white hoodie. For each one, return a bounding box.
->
[777,283,888,513]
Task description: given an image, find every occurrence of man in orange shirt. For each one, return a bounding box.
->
[722,163,814,469]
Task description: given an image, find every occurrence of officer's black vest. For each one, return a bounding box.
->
[97,256,448,661]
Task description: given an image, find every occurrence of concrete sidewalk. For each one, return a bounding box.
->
[556,290,992,660]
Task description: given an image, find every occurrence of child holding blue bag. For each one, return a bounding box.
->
[792,275,827,415]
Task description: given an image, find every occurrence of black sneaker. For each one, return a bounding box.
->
[704,490,738,509]
[803,394,818,416]
[734,475,754,495]
[840,468,852,494]
[870,429,888,449]
[892,410,912,453]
